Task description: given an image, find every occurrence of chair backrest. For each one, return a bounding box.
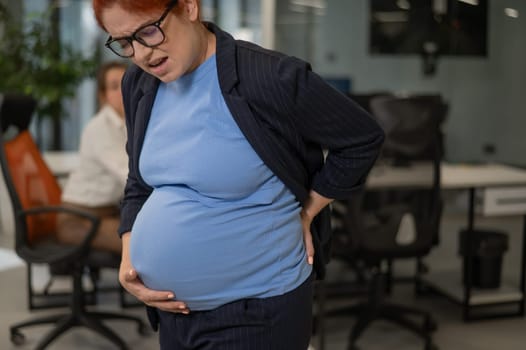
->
[331,95,445,260]
[370,94,446,162]
[0,94,61,247]
[373,95,444,250]
[0,93,35,133]
[370,95,443,215]
[348,92,393,115]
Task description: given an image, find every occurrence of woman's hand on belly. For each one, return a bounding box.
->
[120,232,190,314]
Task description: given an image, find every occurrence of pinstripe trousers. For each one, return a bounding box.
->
[156,274,314,350]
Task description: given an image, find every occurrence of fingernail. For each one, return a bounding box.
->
[179,305,186,309]
[167,293,174,299]
[182,310,190,314]
[308,256,313,265]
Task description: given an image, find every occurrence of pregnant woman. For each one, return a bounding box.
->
[92,0,384,349]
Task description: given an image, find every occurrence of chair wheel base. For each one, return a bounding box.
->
[138,323,150,336]
[425,343,439,350]
[10,330,26,346]
[424,317,438,332]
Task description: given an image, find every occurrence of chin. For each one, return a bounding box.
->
[158,74,176,83]
[141,60,185,83]
[160,71,184,83]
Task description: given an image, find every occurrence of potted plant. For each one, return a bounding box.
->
[0,2,97,149]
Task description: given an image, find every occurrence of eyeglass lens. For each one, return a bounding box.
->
[109,25,165,57]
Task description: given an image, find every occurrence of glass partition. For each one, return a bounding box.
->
[1,0,264,151]
[275,0,526,166]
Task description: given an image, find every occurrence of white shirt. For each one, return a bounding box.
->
[62,105,128,207]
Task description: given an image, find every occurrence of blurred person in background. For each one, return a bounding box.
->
[57,61,128,254]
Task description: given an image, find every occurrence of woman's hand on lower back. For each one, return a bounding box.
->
[301,190,334,265]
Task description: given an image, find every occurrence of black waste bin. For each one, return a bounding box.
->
[458,229,509,289]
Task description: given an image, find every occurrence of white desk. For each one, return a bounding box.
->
[43,151,80,178]
[368,162,526,320]
[368,162,526,190]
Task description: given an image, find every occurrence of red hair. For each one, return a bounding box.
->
[92,0,186,31]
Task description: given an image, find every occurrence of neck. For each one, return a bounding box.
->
[196,23,216,66]
[105,103,124,119]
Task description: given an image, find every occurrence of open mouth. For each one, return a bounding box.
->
[149,57,167,68]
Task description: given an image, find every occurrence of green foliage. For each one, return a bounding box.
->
[0,3,97,121]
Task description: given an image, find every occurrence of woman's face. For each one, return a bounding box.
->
[101,1,205,83]
[103,67,126,118]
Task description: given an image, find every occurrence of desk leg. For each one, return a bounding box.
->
[520,215,526,316]
[462,188,475,321]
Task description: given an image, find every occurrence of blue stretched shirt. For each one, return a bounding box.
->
[129,55,312,310]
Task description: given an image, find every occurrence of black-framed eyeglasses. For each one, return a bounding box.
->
[105,1,177,58]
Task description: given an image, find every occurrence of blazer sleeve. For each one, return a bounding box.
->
[276,56,385,199]
[118,68,153,236]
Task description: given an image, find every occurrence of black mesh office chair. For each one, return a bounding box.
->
[327,95,444,350]
[347,92,392,115]
[0,94,147,349]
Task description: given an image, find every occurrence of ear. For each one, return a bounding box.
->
[181,0,199,22]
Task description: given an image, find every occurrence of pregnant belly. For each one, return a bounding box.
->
[129,186,279,310]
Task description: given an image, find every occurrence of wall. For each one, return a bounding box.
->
[276,0,526,166]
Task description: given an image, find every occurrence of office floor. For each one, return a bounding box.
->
[1,191,526,350]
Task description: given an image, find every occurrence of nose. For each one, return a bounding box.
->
[132,40,153,61]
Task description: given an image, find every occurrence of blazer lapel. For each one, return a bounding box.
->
[132,73,159,185]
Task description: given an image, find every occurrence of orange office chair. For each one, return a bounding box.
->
[0,94,146,349]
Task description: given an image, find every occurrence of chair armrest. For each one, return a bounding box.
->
[18,205,100,255]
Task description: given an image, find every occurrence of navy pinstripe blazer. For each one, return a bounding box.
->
[119,22,384,279]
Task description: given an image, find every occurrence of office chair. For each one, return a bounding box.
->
[364,94,446,287]
[347,92,392,114]
[0,94,147,349]
[326,95,443,350]
[370,94,447,165]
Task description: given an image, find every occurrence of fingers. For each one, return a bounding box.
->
[123,268,138,281]
[119,268,190,314]
[119,268,139,290]
[147,300,191,314]
[299,190,332,266]
[303,229,315,265]
[300,209,315,265]
[142,292,190,314]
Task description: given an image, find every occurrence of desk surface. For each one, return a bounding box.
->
[367,162,526,190]
[43,151,79,177]
[442,163,526,188]
[44,151,526,191]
